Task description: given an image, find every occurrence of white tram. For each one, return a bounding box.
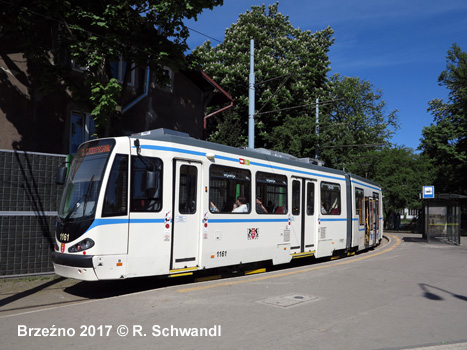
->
[52,129,383,281]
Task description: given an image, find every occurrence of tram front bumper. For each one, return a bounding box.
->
[53,263,99,281]
[51,251,98,281]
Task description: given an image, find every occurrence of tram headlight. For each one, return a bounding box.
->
[68,238,95,253]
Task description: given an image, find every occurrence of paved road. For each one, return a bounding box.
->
[1,233,467,350]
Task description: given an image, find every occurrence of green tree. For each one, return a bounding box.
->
[320,74,399,170]
[190,2,334,150]
[420,43,467,195]
[0,0,223,136]
[355,147,434,229]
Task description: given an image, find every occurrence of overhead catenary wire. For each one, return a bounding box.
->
[256,74,291,115]
[255,73,292,86]
[321,143,387,148]
[186,26,222,43]
[255,98,344,116]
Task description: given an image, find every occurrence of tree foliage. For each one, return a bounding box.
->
[420,43,467,195]
[191,2,399,169]
[190,2,334,150]
[350,147,434,228]
[0,0,223,136]
[322,74,399,170]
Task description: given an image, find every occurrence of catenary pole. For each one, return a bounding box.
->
[248,39,255,149]
[315,98,319,159]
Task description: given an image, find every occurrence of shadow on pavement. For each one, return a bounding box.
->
[403,236,427,243]
[0,277,65,308]
[403,236,455,245]
[64,275,196,299]
[420,283,467,302]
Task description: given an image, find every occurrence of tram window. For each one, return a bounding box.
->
[356,188,364,225]
[179,165,197,214]
[255,172,287,214]
[102,154,128,217]
[292,180,300,215]
[131,156,163,212]
[320,182,341,215]
[307,182,315,216]
[373,192,379,229]
[209,165,251,214]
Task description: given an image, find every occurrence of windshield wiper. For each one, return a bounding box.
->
[61,196,83,225]
[61,175,95,225]
[82,175,95,218]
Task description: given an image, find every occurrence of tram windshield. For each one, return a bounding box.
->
[58,139,115,223]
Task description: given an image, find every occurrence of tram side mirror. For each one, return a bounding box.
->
[56,165,67,185]
[145,170,157,197]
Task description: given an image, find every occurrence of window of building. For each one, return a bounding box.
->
[160,66,174,93]
[321,182,341,215]
[209,165,251,214]
[69,112,96,155]
[130,156,163,212]
[102,154,128,217]
[70,59,87,72]
[110,58,135,86]
[255,172,287,214]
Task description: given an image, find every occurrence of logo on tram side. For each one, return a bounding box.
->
[247,228,259,240]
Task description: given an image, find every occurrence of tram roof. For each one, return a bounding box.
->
[346,172,382,189]
[130,128,380,186]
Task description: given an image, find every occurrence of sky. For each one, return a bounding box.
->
[185,0,467,151]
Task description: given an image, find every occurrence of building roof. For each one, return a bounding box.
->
[183,70,233,107]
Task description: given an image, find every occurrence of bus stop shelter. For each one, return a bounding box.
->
[424,193,466,244]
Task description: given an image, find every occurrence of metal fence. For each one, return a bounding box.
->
[0,149,66,277]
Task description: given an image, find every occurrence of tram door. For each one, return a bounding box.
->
[172,161,202,270]
[364,197,370,247]
[365,197,375,246]
[374,196,380,241]
[370,198,376,245]
[290,178,316,255]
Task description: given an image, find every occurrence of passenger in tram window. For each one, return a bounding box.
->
[274,206,285,214]
[232,196,249,213]
[222,196,235,212]
[210,201,219,212]
[321,200,329,214]
[132,199,146,211]
[256,195,268,214]
[266,200,274,213]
